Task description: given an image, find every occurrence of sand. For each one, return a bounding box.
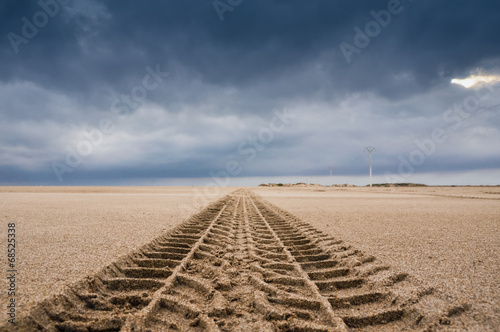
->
[0,186,233,321]
[253,186,500,330]
[0,185,498,330]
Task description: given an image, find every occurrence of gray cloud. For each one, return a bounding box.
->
[1,0,500,185]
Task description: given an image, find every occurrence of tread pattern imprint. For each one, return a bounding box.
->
[7,190,471,332]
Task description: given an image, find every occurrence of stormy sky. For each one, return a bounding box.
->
[1,0,500,185]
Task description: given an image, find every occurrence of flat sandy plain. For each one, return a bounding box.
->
[0,186,234,323]
[254,186,500,330]
[0,185,498,330]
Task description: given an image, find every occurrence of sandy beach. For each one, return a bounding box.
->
[0,186,498,330]
[0,186,234,319]
[254,186,500,330]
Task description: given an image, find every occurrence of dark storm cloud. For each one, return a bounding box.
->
[1,0,500,185]
[3,0,499,102]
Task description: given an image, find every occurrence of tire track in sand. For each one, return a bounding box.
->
[8,190,469,331]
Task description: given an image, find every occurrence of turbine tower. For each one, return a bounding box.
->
[365,146,376,187]
[329,166,333,177]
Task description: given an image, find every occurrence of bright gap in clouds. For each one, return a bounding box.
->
[451,74,500,88]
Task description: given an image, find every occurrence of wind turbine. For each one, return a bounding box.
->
[365,146,376,187]
[329,166,333,177]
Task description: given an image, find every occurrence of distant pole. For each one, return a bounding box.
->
[365,146,376,187]
[329,167,333,177]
